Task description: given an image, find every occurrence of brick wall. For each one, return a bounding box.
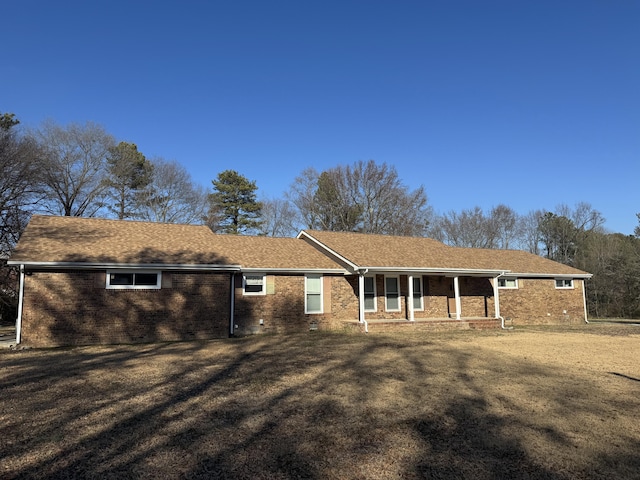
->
[233,274,323,334]
[21,270,231,347]
[21,269,587,346]
[498,278,586,325]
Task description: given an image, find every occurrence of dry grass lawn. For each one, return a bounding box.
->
[1,324,638,479]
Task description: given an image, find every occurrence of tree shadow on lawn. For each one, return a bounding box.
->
[1,332,639,479]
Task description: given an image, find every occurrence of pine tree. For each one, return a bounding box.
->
[209,170,262,234]
[104,142,153,219]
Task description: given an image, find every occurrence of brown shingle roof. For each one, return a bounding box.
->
[9,216,345,271]
[10,215,232,266]
[206,235,347,270]
[10,216,590,277]
[300,230,590,276]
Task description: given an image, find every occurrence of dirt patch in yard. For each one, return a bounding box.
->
[0,324,638,479]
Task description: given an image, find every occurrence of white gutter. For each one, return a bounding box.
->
[7,261,243,271]
[16,265,25,344]
[240,267,348,274]
[503,272,592,279]
[353,266,509,276]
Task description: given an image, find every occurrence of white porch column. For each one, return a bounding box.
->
[493,276,501,319]
[358,273,366,324]
[408,274,414,321]
[453,276,461,320]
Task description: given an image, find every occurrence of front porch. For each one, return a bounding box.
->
[340,317,503,334]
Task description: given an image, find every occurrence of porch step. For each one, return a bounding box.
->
[343,318,501,333]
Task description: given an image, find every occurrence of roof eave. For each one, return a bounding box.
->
[7,260,242,271]
[506,272,593,279]
[357,266,510,276]
[241,267,350,274]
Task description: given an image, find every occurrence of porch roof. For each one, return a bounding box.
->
[299,230,591,277]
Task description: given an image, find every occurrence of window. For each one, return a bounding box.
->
[385,276,400,312]
[498,277,518,289]
[364,276,376,312]
[106,271,161,289]
[243,274,266,295]
[412,277,423,310]
[555,278,574,289]
[305,275,323,314]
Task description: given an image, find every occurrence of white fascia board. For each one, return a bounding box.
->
[507,272,593,279]
[362,266,510,276]
[8,261,242,271]
[241,267,349,275]
[296,231,359,270]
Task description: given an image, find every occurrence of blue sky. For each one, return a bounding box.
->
[4,1,639,234]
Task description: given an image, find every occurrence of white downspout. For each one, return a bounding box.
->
[16,265,25,344]
[494,273,511,330]
[453,276,461,320]
[229,273,235,336]
[408,274,414,321]
[358,270,368,333]
[582,279,589,324]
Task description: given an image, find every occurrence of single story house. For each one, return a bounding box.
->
[8,215,591,347]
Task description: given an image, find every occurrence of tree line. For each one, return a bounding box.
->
[1,113,639,321]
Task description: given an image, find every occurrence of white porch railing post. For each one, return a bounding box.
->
[493,276,501,319]
[454,276,461,320]
[408,274,414,321]
[358,273,365,324]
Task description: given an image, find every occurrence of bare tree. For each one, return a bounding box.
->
[0,114,44,322]
[488,204,523,249]
[520,209,545,254]
[348,160,431,236]
[0,120,42,255]
[432,207,495,248]
[289,160,431,236]
[432,205,529,250]
[35,120,115,216]
[289,167,322,230]
[259,197,300,237]
[135,158,207,224]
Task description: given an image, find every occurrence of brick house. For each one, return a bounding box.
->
[8,215,591,347]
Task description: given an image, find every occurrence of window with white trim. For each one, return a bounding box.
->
[364,276,377,312]
[243,274,266,295]
[498,277,518,289]
[305,274,323,314]
[555,278,574,289]
[385,276,400,312]
[412,277,424,310]
[106,270,161,289]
